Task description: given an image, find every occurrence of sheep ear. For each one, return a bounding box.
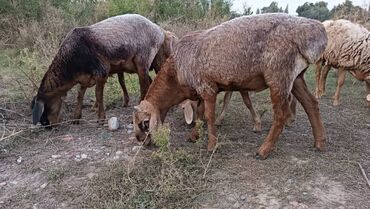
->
[32,100,44,125]
[183,103,194,125]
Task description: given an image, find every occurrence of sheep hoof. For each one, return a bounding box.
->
[207,141,217,151]
[333,100,340,106]
[285,118,295,127]
[253,124,262,133]
[314,141,326,152]
[97,118,105,125]
[123,100,129,107]
[255,152,268,160]
[215,120,222,126]
[256,146,272,160]
[188,129,199,142]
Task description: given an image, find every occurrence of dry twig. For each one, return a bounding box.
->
[0,107,25,117]
[203,137,219,178]
[357,162,370,189]
[0,130,24,141]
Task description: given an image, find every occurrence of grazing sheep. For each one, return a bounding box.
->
[133,14,327,159]
[31,14,176,126]
[315,19,370,106]
[179,91,262,133]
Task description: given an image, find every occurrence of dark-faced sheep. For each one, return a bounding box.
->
[31,14,176,126]
[133,14,328,159]
[315,19,370,106]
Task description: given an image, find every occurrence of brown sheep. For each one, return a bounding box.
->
[31,14,176,126]
[133,14,327,159]
[315,19,370,106]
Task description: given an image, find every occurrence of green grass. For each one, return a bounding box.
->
[46,167,69,182]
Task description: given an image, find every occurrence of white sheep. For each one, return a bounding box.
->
[315,19,370,106]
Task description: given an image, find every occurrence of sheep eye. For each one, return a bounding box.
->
[140,119,150,132]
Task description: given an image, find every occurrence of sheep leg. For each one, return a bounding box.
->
[135,54,155,101]
[189,100,205,142]
[196,100,205,121]
[95,78,107,124]
[135,59,151,101]
[240,91,262,132]
[318,64,331,98]
[203,95,218,151]
[315,60,323,99]
[117,72,129,107]
[333,67,346,106]
[286,94,297,126]
[256,89,290,160]
[215,92,232,126]
[365,81,370,107]
[292,75,326,151]
[73,85,87,124]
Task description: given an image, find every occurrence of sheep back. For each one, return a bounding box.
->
[174,14,327,94]
[322,19,370,77]
[39,14,165,95]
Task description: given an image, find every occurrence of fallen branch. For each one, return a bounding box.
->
[357,162,370,189]
[0,130,24,141]
[127,133,149,182]
[203,137,219,178]
[0,107,25,117]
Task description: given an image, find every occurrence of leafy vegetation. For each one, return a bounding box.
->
[296,1,330,22]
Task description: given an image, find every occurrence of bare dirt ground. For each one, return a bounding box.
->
[0,70,369,209]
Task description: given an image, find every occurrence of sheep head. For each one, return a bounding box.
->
[163,31,178,56]
[133,100,161,145]
[31,95,62,127]
[151,31,178,73]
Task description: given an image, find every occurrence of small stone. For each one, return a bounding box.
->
[129,137,136,141]
[108,117,119,131]
[126,124,133,129]
[127,130,133,134]
[0,182,7,187]
[76,155,81,159]
[61,135,73,142]
[40,183,48,189]
[116,151,123,155]
[132,146,141,152]
[52,155,61,159]
[16,156,23,164]
[232,202,240,208]
[113,156,119,160]
[0,201,4,204]
[81,154,87,159]
[10,181,18,185]
[240,195,246,201]
[87,173,96,179]
[105,153,110,156]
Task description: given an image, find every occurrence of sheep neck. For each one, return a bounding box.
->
[145,63,195,122]
[38,62,75,100]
